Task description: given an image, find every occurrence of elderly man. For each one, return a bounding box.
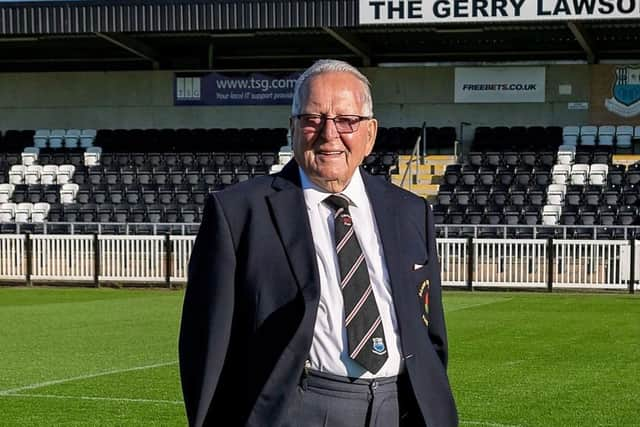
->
[179,59,457,427]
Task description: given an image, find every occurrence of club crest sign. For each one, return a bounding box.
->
[605,66,640,118]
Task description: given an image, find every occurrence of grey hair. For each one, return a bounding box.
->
[291,59,373,117]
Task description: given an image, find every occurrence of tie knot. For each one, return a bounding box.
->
[324,194,350,212]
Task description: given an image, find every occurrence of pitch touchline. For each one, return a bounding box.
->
[0,361,177,396]
[2,393,183,405]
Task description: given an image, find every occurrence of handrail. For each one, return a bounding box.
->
[399,122,426,188]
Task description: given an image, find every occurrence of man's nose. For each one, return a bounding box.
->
[320,117,340,139]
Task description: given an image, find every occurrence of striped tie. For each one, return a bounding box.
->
[324,194,388,374]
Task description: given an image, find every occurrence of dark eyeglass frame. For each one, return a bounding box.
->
[293,114,372,134]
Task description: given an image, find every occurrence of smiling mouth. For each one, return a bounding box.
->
[317,150,344,156]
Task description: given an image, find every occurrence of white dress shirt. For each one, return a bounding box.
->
[300,167,404,378]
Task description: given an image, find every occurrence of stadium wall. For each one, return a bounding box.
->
[0,64,596,144]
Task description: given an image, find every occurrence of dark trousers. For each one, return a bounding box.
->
[288,370,423,427]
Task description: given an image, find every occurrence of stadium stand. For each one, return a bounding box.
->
[0,126,412,234]
[433,124,640,238]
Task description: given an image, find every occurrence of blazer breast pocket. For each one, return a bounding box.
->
[411,262,431,328]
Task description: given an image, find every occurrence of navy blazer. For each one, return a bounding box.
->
[179,160,457,427]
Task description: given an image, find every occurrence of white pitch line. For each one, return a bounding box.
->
[0,361,177,396]
[461,420,524,427]
[2,393,182,405]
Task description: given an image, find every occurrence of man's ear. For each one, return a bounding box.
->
[365,118,378,156]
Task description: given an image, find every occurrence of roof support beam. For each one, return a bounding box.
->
[95,32,160,69]
[322,27,372,67]
[567,22,597,64]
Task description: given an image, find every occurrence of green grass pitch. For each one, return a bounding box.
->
[0,287,638,426]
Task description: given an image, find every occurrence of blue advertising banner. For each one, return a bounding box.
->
[174,72,300,106]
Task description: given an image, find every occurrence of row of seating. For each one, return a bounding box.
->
[561,125,640,148]
[434,204,639,239]
[471,125,640,152]
[33,128,96,149]
[466,149,613,168]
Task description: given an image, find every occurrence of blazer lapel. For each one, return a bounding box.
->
[362,171,415,325]
[267,161,320,300]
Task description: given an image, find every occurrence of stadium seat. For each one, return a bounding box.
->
[48,129,66,149]
[557,145,576,165]
[616,125,633,149]
[547,184,566,205]
[0,183,15,203]
[24,165,43,185]
[589,164,608,185]
[64,129,81,148]
[552,164,570,185]
[570,164,589,185]
[607,164,625,186]
[626,163,640,185]
[579,125,597,147]
[21,147,39,166]
[598,125,615,147]
[562,126,579,146]
[80,129,97,147]
[31,202,50,222]
[542,205,562,225]
[622,185,639,205]
[583,185,602,206]
[0,202,17,222]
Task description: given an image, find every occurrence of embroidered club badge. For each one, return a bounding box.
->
[372,337,387,355]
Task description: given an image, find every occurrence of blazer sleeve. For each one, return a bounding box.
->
[179,194,236,427]
[425,200,449,370]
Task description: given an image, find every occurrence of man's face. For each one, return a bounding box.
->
[291,72,377,193]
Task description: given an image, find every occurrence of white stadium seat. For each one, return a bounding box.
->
[542,205,562,225]
[41,165,59,185]
[546,184,566,205]
[24,165,43,185]
[9,165,26,184]
[557,144,576,165]
[589,164,608,185]
[60,183,79,204]
[84,146,102,167]
[21,147,39,166]
[57,164,76,184]
[31,202,51,222]
[15,202,33,223]
[0,203,17,222]
[570,164,589,185]
[0,184,15,204]
[552,164,571,185]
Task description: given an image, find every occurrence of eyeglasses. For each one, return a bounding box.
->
[294,114,371,134]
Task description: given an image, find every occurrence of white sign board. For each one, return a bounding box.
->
[360,0,640,24]
[454,67,546,103]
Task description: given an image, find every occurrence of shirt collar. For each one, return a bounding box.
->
[299,167,367,211]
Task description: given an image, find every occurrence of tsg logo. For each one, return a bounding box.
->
[605,66,640,118]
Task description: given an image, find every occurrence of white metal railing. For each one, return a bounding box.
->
[0,233,638,291]
[437,238,468,287]
[473,239,548,288]
[553,239,629,290]
[0,234,25,280]
[98,235,165,282]
[170,236,196,281]
[31,234,94,281]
